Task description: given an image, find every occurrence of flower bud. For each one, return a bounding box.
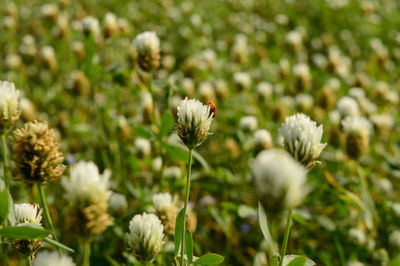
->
[0,81,20,135]
[253,129,273,152]
[153,193,178,235]
[341,116,372,159]
[13,203,43,259]
[127,213,165,263]
[33,251,76,266]
[251,149,308,216]
[240,116,258,132]
[279,113,326,166]
[134,31,160,72]
[177,97,214,149]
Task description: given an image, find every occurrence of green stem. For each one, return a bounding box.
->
[37,183,61,253]
[180,149,193,266]
[1,135,10,191]
[83,241,91,266]
[279,209,293,266]
[27,256,32,266]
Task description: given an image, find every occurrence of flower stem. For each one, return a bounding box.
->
[1,134,10,191]
[27,256,32,266]
[180,149,193,266]
[279,209,293,266]
[83,241,91,266]
[37,183,61,254]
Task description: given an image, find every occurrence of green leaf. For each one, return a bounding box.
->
[193,253,224,265]
[258,202,277,253]
[286,256,306,266]
[174,209,185,256]
[283,255,315,266]
[0,189,9,223]
[0,225,50,239]
[43,236,75,253]
[186,229,193,263]
[163,142,188,162]
[158,111,175,138]
[133,125,152,139]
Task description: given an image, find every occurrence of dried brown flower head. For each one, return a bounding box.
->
[12,121,66,184]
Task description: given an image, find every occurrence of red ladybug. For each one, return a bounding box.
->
[208,102,216,118]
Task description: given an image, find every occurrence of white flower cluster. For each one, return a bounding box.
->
[279,113,326,165]
[33,251,75,266]
[341,116,372,136]
[0,80,20,134]
[240,116,258,132]
[153,193,174,213]
[127,213,165,263]
[251,149,307,214]
[61,161,111,205]
[82,16,100,37]
[177,97,214,149]
[14,203,43,226]
[134,31,160,71]
[135,31,160,55]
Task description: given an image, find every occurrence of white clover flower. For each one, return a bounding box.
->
[389,231,400,249]
[152,156,163,172]
[279,113,326,166]
[256,82,273,100]
[61,161,111,206]
[40,4,58,19]
[153,193,174,213]
[239,116,258,132]
[370,114,394,134]
[251,149,308,214]
[103,12,119,37]
[253,129,273,151]
[295,93,314,111]
[177,97,214,149]
[33,251,75,266]
[336,96,360,118]
[14,203,43,226]
[233,72,251,90]
[109,193,128,215]
[286,30,303,52]
[341,116,372,158]
[164,166,182,179]
[293,63,310,78]
[134,31,160,71]
[82,16,100,37]
[135,138,151,158]
[341,116,372,135]
[349,228,367,246]
[127,213,165,263]
[0,80,20,134]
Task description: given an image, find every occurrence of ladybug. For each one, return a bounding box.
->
[208,102,216,118]
[33,202,40,210]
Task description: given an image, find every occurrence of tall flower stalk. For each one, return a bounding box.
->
[37,184,59,243]
[180,149,193,265]
[1,135,10,192]
[279,209,293,266]
[176,98,215,265]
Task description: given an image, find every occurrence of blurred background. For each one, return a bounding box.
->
[2,0,400,265]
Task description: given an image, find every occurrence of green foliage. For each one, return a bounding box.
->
[0,225,49,240]
[193,253,224,265]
